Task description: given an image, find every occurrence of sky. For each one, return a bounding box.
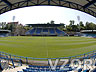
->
[0,6,96,25]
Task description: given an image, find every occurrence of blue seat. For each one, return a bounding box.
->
[26,67,32,70]
[29,65,33,67]
[23,69,29,72]
[26,28,36,35]
[45,66,50,68]
[30,28,35,34]
[17,71,23,72]
[49,28,55,34]
[43,28,48,32]
[91,68,96,72]
[36,65,41,68]
[20,65,74,72]
[36,28,42,34]
[83,69,89,72]
[40,68,45,71]
[56,28,64,34]
[46,69,50,71]
[65,64,70,67]
[58,70,67,72]
[78,68,82,72]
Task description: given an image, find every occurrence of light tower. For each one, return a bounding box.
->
[77,16,80,31]
[12,16,15,22]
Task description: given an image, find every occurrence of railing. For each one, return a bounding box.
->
[0,50,96,69]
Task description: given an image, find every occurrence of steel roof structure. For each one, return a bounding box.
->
[0,0,96,17]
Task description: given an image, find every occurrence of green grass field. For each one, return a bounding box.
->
[0,36,96,58]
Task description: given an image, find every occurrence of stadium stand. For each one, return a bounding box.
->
[80,30,96,38]
[17,65,73,72]
[0,51,96,72]
[49,28,55,34]
[0,30,11,37]
[43,28,48,32]
[26,28,36,35]
[36,28,42,35]
[82,33,96,38]
[25,24,67,36]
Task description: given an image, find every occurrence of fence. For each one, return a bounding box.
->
[0,50,96,69]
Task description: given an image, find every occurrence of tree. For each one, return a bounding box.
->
[85,22,90,30]
[0,22,6,29]
[69,20,75,26]
[85,22,96,30]
[71,25,78,32]
[89,22,96,30]
[69,20,75,31]
[79,21,85,30]
[66,25,72,31]
[50,20,55,24]
[47,22,50,24]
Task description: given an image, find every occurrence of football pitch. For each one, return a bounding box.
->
[0,36,96,58]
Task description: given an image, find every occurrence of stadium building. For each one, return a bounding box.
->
[25,24,67,36]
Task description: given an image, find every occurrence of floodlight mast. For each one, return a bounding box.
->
[12,16,15,22]
[77,16,80,31]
